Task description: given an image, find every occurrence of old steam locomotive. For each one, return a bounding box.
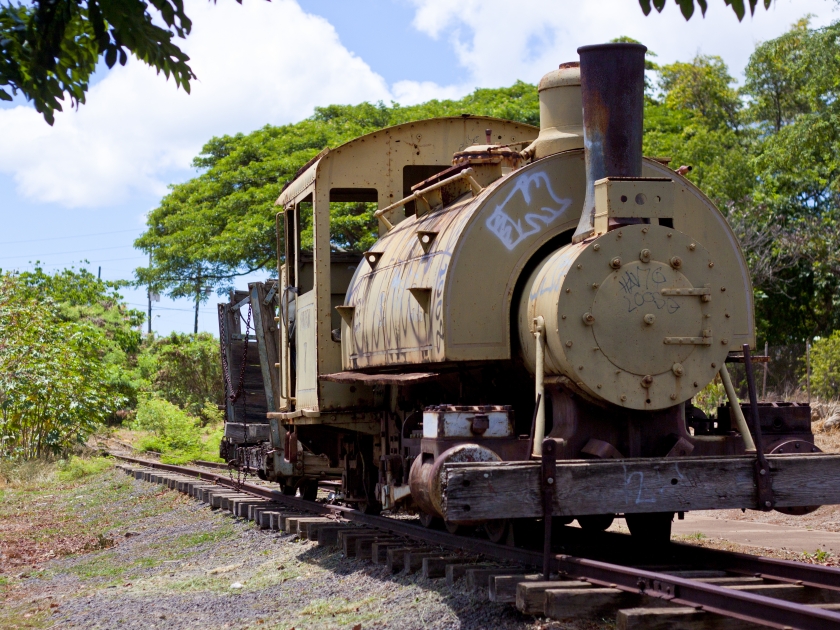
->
[219,43,833,542]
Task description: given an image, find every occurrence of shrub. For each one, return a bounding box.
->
[56,455,113,481]
[132,397,223,463]
[810,331,840,399]
[694,377,727,417]
[0,274,122,458]
[136,333,224,420]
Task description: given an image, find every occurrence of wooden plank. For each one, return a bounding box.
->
[489,574,542,603]
[617,607,753,630]
[446,563,506,588]
[372,540,407,564]
[250,283,276,413]
[317,525,351,546]
[729,583,840,604]
[387,547,426,573]
[404,551,441,574]
[356,536,397,560]
[517,580,592,615]
[545,587,644,620]
[421,556,479,580]
[257,282,281,410]
[443,454,840,521]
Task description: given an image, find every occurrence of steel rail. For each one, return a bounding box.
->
[670,542,840,591]
[113,453,840,629]
[112,453,542,567]
[554,554,840,630]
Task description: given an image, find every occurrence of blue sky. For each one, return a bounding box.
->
[1,0,837,335]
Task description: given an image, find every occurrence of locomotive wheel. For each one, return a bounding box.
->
[484,519,509,544]
[282,484,296,496]
[577,514,615,532]
[301,481,318,502]
[358,501,382,515]
[625,512,674,544]
[418,511,443,529]
[445,520,465,535]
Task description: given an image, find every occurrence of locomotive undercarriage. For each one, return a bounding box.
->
[222,360,817,542]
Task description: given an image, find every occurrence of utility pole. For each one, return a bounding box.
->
[194,273,201,334]
[147,253,152,335]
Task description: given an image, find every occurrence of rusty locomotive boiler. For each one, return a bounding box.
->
[220,42,838,542]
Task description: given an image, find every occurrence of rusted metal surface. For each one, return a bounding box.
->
[541,438,557,579]
[518,223,735,410]
[574,42,647,242]
[522,62,584,160]
[744,344,776,511]
[318,371,439,385]
[408,443,501,518]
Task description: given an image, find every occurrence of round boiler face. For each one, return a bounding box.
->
[555,223,734,410]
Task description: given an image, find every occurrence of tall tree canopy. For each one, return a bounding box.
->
[137,18,840,345]
[133,82,539,302]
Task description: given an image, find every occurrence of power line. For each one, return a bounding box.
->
[3,255,147,269]
[0,244,140,261]
[0,228,141,246]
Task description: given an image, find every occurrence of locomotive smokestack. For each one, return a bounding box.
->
[572,42,647,243]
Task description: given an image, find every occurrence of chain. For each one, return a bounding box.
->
[219,304,251,403]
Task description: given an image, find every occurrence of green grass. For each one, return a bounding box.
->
[298,596,382,627]
[69,552,127,579]
[56,455,114,481]
[174,527,235,548]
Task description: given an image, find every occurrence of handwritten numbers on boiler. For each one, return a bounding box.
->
[619,266,680,315]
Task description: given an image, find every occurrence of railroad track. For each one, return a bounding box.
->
[111,453,840,630]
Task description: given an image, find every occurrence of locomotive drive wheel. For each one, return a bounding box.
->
[577,514,615,532]
[357,501,382,515]
[418,511,443,529]
[484,519,509,544]
[301,481,318,502]
[625,512,674,544]
[445,521,465,535]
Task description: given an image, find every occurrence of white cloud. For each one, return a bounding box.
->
[0,0,393,207]
[1,0,836,209]
[407,0,838,86]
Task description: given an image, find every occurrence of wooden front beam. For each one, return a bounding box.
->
[442,454,840,522]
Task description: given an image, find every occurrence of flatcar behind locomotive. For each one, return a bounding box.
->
[219,42,840,543]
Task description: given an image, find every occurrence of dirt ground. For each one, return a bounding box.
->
[4,434,840,630]
[0,461,609,630]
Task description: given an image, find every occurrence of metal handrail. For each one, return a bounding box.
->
[374,167,483,230]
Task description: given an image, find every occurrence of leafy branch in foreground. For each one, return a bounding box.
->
[639,0,772,21]
[0,0,197,124]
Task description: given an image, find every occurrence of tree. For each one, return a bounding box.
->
[135,332,224,418]
[10,265,146,414]
[0,273,121,458]
[134,82,539,304]
[0,0,197,124]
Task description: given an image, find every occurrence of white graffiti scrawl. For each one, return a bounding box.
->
[485,170,572,250]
